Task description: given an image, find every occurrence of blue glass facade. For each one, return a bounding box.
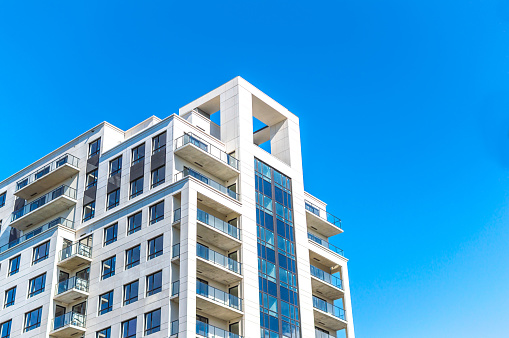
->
[255,158,301,338]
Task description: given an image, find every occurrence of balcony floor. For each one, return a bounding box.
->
[197,221,241,251]
[53,289,89,304]
[15,164,79,200]
[311,276,344,300]
[50,325,86,337]
[306,210,343,238]
[58,255,92,270]
[196,295,243,321]
[197,257,243,285]
[313,308,347,331]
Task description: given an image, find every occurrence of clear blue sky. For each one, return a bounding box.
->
[1,1,508,337]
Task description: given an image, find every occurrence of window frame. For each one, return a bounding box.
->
[96,327,111,338]
[85,169,98,190]
[144,308,161,335]
[151,166,165,188]
[8,255,20,276]
[0,319,11,338]
[122,318,137,338]
[106,189,120,210]
[131,143,145,166]
[83,201,96,222]
[28,273,46,298]
[109,156,122,177]
[0,192,6,208]
[4,286,16,308]
[146,270,162,296]
[152,132,166,154]
[149,201,164,225]
[89,138,101,158]
[130,177,144,199]
[123,280,139,306]
[127,212,142,235]
[148,235,163,260]
[99,290,114,315]
[101,256,116,280]
[125,245,141,269]
[24,307,42,332]
[104,223,118,246]
[32,241,50,265]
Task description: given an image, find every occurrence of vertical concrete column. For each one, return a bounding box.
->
[178,183,198,337]
[270,119,291,166]
[341,262,355,338]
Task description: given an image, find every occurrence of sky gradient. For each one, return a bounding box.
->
[1,1,508,337]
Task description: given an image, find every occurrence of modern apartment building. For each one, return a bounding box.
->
[0,77,355,338]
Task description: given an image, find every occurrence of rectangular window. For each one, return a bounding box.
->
[126,245,141,269]
[99,290,114,315]
[34,166,50,180]
[145,308,161,335]
[123,280,139,306]
[151,166,165,188]
[24,307,42,332]
[4,287,16,308]
[0,320,11,338]
[32,241,50,264]
[0,192,5,208]
[132,143,145,165]
[8,255,20,276]
[28,273,46,297]
[148,235,163,260]
[122,318,137,338]
[96,327,111,338]
[146,271,162,296]
[83,202,96,222]
[106,189,120,210]
[152,132,166,154]
[149,201,164,225]
[89,138,101,158]
[102,256,116,279]
[127,212,142,235]
[104,223,118,246]
[109,156,122,177]
[130,177,143,199]
[86,169,98,189]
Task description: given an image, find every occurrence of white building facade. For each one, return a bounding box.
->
[0,77,355,338]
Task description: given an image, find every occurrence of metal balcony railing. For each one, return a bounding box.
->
[0,217,73,255]
[170,320,179,336]
[196,280,242,311]
[312,296,346,321]
[175,167,239,200]
[16,154,79,191]
[172,243,180,259]
[197,209,241,240]
[310,265,343,290]
[11,185,77,222]
[52,311,86,331]
[55,276,89,295]
[197,243,241,275]
[59,242,92,262]
[315,329,336,338]
[171,281,179,296]
[305,200,342,228]
[196,320,242,338]
[175,133,239,170]
[173,208,181,222]
[308,232,345,257]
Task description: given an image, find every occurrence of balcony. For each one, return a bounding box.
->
[172,243,180,265]
[0,217,73,255]
[196,320,242,338]
[54,276,89,304]
[50,312,86,337]
[197,243,242,284]
[171,280,179,302]
[305,201,343,237]
[310,265,344,300]
[170,320,178,337]
[175,167,239,200]
[58,242,92,270]
[312,296,347,331]
[315,329,336,338]
[197,209,241,251]
[10,185,77,231]
[174,133,239,181]
[308,233,344,258]
[15,154,79,200]
[196,280,243,320]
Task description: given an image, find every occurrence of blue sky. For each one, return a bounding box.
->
[1,1,508,337]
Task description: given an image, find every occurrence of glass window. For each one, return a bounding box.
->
[83,202,96,222]
[122,318,137,338]
[130,177,143,199]
[0,320,11,338]
[149,201,164,225]
[99,290,114,315]
[151,166,165,188]
[104,223,118,246]
[89,138,101,158]
[132,143,145,165]
[102,256,116,279]
[24,307,42,332]
[107,189,120,210]
[127,212,142,235]
[145,308,161,335]
[86,169,98,189]
[34,166,50,180]
[96,327,111,338]
[0,192,5,208]
[8,255,20,276]
[124,280,139,306]
[4,287,16,308]
[110,156,122,177]
[148,235,163,260]
[152,133,166,154]
[28,273,46,297]
[146,271,162,296]
[33,241,50,264]
[126,245,141,269]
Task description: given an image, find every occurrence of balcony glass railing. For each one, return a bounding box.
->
[16,154,79,191]
[196,320,242,338]
[11,185,77,222]
[55,276,89,295]
[305,201,342,228]
[175,167,239,200]
[171,320,179,336]
[197,209,241,240]
[196,280,242,311]
[175,133,239,170]
[59,242,92,262]
[310,265,343,290]
[312,296,346,321]
[315,329,335,338]
[0,217,73,255]
[173,208,181,222]
[172,243,180,258]
[172,280,179,296]
[308,232,344,257]
[52,311,86,331]
[197,243,241,275]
